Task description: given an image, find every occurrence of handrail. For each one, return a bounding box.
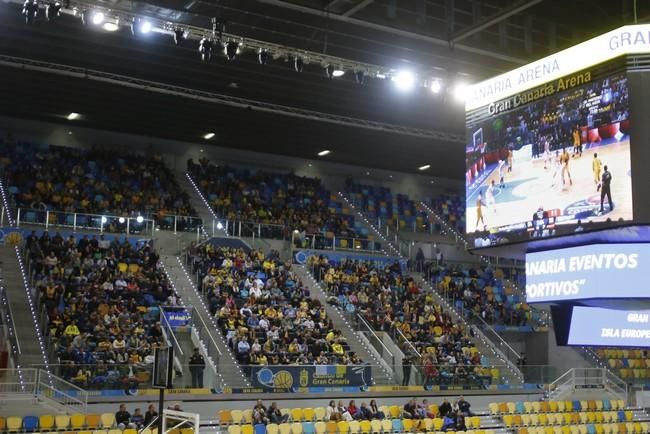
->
[355,314,393,358]
[37,368,88,411]
[0,286,20,355]
[160,307,184,357]
[191,307,223,358]
[394,327,421,358]
[473,313,521,362]
[138,417,159,434]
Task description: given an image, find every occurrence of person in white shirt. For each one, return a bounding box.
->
[115,278,127,290]
[258,317,270,330]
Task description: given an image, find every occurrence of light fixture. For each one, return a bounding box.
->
[136,215,144,223]
[45,2,61,22]
[67,112,80,120]
[317,150,330,156]
[216,222,224,230]
[91,11,105,25]
[430,80,442,94]
[332,68,345,78]
[258,49,270,65]
[100,216,108,224]
[418,164,431,171]
[225,41,239,60]
[393,70,416,91]
[22,0,38,24]
[131,18,152,35]
[454,83,469,102]
[204,132,215,140]
[118,217,126,223]
[199,37,213,62]
[294,56,304,73]
[174,28,188,45]
[376,72,387,79]
[325,64,343,79]
[102,17,120,32]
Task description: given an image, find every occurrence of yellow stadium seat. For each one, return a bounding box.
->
[380,420,392,433]
[292,409,303,422]
[314,409,326,422]
[579,412,588,424]
[267,424,279,434]
[503,416,514,427]
[641,422,649,433]
[514,416,523,427]
[72,414,86,429]
[617,423,626,433]
[507,403,517,414]
[624,423,634,434]
[624,411,633,421]
[93,430,108,434]
[348,421,360,434]
[100,414,115,429]
[40,415,55,431]
[359,421,371,434]
[278,424,291,434]
[303,409,315,422]
[325,421,338,434]
[243,410,254,424]
[220,410,234,425]
[532,402,541,414]
[525,402,533,413]
[617,400,626,411]
[229,426,242,434]
[530,415,539,427]
[403,419,414,432]
[369,420,381,434]
[550,402,559,412]
[389,406,401,418]
[489,403,498,415]
[241,425,254,434]
[6,417,22,433]
[522,415,531,426]
[433,418,443,431]
[498,403,508,414]
[337,421,349,434]
[86,415,101,430]
[124,429,138,434]
[315,422,326,434]
[230,410,243,424]
[107,430,122,434]
[379,407,390,418]
[181,430,193,434]
[56,415,72,430]
[291,422,303,434]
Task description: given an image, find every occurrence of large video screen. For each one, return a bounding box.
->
[526,243,650,303]
[465,72,632,234]
[568,306,650,347]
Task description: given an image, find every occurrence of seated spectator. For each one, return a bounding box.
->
[253,400,268,424]
[439,398,452,417]
[369,400,385,420]
[441,414,456,432]
[347,400,359,420]
[417,399,435,419]
[326,400,341,422]
[131,408,145,429]
[144,404,158,427]
[455,411,466,431]
[458,395,471,416]
[337,400,353,422]
[116,404,133,429]
[403,398,419,419]
[356,402,372,420]
[267,402,288,424]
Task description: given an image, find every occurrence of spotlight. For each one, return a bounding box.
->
[84,10,104,25]
[225,41,239,60]
[355,70,366,84]
[45,1,61,22]
[131,18,152,35]
[392,70,415,91]
[136,215,144,224]
[199,37,213,62]
[294,56,304,73]
[118,217,126,224]
[22,0,38,25]
[258,49,270,65]
[101,17,119,32]
[101,216,108,224]
[454,83,469,102]
[325,64,337,79]
[173,28,187,46]
[216,222,224,230]
[430,80,442,94]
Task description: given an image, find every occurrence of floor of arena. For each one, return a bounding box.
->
[466,140,633,232]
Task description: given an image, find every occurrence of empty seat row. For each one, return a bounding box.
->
[227,421,494,434]
[489,400,626,415]
[517,421,649,434]
[0,414,146,432]
[503,411,634,427]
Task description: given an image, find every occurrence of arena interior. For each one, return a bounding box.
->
[1,1,650,434]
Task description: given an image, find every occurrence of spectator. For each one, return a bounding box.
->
[441,414,456,432]
[356,402,372,420]
[457,396,471,416]
[144,404,158,427]
[347,400,359,419]
[439,398,452,417]
[189,348,206,388]
[116,404,133,429]
[326,400,341,422]
[369,400,385,420]
[402,355,412,386]
[337,400,353,422]
[131,408,145,429]
[403,398,419,419]
[267,402,288,424]
[253,400,268,424]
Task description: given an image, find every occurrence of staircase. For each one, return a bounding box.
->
[159,253,250,389]
[293,265,395,385]
[181,172,228,238]
[0,245,48,369]
[409,272,524,385]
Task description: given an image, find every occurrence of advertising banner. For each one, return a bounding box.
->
[525,243,649,303]
[250,365,372,391]
[568,306,650,347]
[163,309,191,328]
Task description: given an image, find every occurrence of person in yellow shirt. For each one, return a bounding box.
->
[560,148,572,186]
[64,321,80,337]
[331,341,344,356]
[592,153,602,185]
[573,124,582,157]
[288,339,300,353]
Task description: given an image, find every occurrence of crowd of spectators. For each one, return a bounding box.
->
[430,195,465,234]
[187,158,360,241]
[428,262,537,328]
[309,255,496,386]
[1,142,198,230]
[26,230,179,389]
[187,243,365,371]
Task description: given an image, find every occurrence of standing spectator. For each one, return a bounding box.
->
[402,355,412,386]
[415,248,425,273]
[457,396,472,416]
[189,348,205,388]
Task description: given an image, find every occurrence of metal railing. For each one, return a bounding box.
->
[354,314,396,374]
[547,368,628,403]
[36,368,89,411]
[0,285,21,361]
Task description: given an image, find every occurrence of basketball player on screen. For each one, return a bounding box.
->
[486,180,497,213]
[599,165,614,214]
[592,153,602,185]
[498,160,506,188]
[543,137,551,169]
[572,124,582,157]
[550,151,562,190]
[560,148,573,186]
[475,192,486,230]
[507,148,513,173]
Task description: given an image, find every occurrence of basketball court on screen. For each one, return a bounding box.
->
[466,138,632,232]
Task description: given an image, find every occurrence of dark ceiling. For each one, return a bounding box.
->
[0,0,645,178]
